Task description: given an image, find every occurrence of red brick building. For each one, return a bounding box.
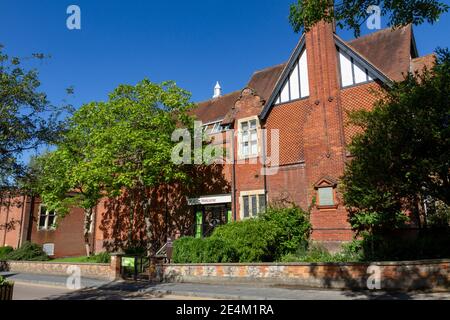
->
[1,23,435,256]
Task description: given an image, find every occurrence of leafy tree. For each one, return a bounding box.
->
[289,0,449,36]
[341,49,450,235]
[0,45,66,190]
[31,149,106,256]
[34,79,196,257]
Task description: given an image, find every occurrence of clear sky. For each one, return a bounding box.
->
[1,0,449,109]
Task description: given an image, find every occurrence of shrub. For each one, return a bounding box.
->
[0,246,14,260]
[89,252,111,263]
[0,275,13,286]
[174,205,312,263]
[280,244,344,263]
[201,238,237,263]
[173,237,237,264]
[172,237,205,263]
[4,242,49,261]
[211,218,279,262]
[359,229,450,261]
[262,206,311,258]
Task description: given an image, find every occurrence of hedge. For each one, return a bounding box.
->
[173,206,311,263]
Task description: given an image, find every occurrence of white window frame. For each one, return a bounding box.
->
[275,49,310,105]
[338,48,374,88]
[240,190,267,219]
[38,205,57,231]
[202,121,225,135]
[237,116,260,159]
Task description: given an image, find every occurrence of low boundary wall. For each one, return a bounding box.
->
[157,259,450,291]
[0,255,122,281]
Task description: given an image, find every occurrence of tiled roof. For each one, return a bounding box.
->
[246,63,286,101]
[191,64,285,124]
[192,25,432,124]
[411,54,436,74]
[191,90,241,124]
[348,25,415,81]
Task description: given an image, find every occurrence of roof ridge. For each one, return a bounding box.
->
[196,89,241,105]
[348,25,410,43]
[411,53,436,61]
[251,62,286,75]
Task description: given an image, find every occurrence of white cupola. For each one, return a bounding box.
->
[213,81,222,98]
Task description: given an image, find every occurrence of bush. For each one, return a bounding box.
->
[4,242,49,261]
[211,218,279,262]
[0,246,14,260]
[0,275,13,286]
[172,237,237,263]
[201,238,237,263]
[89,252,111,263]
[262,206,311,258]
[359,229,450,261]
[173,205,312,263]
[280,244,348,263]
[172,237,205,263]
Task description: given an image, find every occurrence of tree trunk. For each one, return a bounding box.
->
[129,194,135,247]
[142,188,154,258]
[83,208,93,257]
[413,195,423,230]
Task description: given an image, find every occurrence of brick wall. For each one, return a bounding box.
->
[157,260,450,291]
[1,260,115,281]
[0,196,25,248]
[30,199,87,258]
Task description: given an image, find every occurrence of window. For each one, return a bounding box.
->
[338,48,373,88]
[239,118,258,158]
[275,49,310,105]
[318,187,335,207]
[38,206,57,231]
[241,191,266,219]
[202,121,228,135]
[210,122,222,134]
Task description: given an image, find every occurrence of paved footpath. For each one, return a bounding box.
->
[2,272,449,300]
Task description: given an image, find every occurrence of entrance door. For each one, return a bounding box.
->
[203,204,229,237]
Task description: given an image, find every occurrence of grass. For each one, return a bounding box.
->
[50,252,111,264]
[51,256,94,263]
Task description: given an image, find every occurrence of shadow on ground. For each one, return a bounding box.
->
[44,281,168,300]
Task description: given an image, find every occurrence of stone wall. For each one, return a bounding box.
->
[0,259,120,281]
[157,260,450,292]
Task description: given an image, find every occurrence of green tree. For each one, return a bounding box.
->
[31,148,106,256]
[289,0,449,36]
[0,45,66,190]
[341,49,450,235]
[34,79,196,257]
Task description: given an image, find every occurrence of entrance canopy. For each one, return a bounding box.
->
[187,194,231,206]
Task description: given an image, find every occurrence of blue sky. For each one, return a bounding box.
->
[1,0,449,109]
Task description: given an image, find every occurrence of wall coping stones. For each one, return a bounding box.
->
[3,260,110,267]
[165,259,450,267]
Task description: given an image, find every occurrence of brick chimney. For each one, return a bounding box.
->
[302,19,348,234]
